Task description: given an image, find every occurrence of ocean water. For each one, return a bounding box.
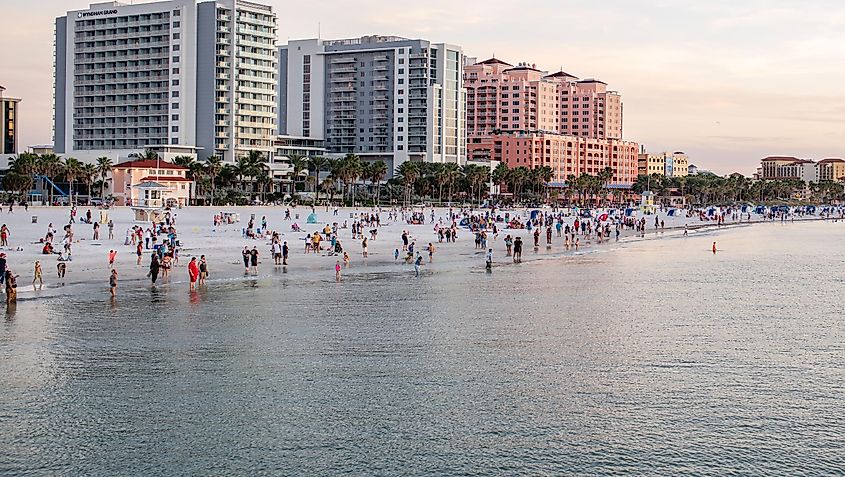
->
[1,221,843,476]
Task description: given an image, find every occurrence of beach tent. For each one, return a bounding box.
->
[806,206,817,214]
[530,210,541,220]
[625,208,635,217]
[306,213,318,224]
[754,206,766,215]
[707,207,717,216]
[668,209,678,217]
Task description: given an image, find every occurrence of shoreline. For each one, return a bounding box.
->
[1,206,835,304]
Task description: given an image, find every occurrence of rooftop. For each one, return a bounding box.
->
[477,58,513,67]
[114,159,189,170]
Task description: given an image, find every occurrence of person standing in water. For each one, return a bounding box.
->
[485,248,493,271]
[32,261,43,290]
[5,269,17,303]
[108,249,117,269]
[188,257,199,291]
[414,253,423,277]
[149,254,161,285]
[513,237,523,263]
[250,247,259,274]
[282,241,289,266]
[198,255,209,286]
[241,246,250,273]
[109,269,118,298]
[712,242,717,254]
[335,260,342,282]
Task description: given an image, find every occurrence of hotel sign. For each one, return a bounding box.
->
[77,9,119,18]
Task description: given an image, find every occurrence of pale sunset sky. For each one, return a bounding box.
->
[1,0,843,174]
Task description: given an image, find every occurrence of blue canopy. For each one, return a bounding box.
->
[306,213,318,224]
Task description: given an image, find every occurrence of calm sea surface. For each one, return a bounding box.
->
[1,221,843,476]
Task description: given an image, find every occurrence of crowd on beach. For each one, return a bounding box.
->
[0,201,843,305]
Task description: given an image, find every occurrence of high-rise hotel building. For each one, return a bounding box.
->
[54,0,276,163]
[279,36,465,171]
[464,58,637,186]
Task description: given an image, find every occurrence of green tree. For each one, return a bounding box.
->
[95,156,113,200]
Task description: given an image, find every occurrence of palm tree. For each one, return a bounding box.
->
[95,156,113,200]
[81,163,98,198]
[63,158,83,204]
[442,162,460,204]
[205,156,224,206]
[340,153,363,204]
[128,149,159,161]
[395,161,421,207]
[370,160,388,206]
[308,156,328,201]
[288,154,308,194]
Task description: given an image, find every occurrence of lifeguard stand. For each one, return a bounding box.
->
[130,181,168,223]
[640,191,657,215]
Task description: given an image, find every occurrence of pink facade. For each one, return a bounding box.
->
[464,58,623,140]
[469,133,639,186]
[464,58,634,186]
[110,159,193,206]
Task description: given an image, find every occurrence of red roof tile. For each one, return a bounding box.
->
[115,159,189,170]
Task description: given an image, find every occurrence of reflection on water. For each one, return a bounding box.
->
[1,222,843,475]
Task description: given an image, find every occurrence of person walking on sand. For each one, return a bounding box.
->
[198,255,208,286]
[93,222,100,240]
[188,257,199,291]
[0,224,9,246]
[136,242,143,265]
[109,269,118,298]
[32,261,43,290]
[108,249,117,269]
[712,242,717,254]
[282,241,289,265]
[108,220,114,240]
[57,262,66,281]
[513,237,523,263]
[335,260,342,281]
[361,237,368,258]
[428,242,435,262]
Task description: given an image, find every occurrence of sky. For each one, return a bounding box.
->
[1,0,844,174]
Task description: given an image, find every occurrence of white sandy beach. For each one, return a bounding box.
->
[0,204,827,301]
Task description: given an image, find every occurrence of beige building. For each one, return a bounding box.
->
[816,158,845,182]
[637,151,689,177]
[110,159,193,206]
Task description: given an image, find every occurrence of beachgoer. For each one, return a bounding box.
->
[5,269,17,303]
[242,247,250,273]
[335,260,342,281]
[109,269,118,298]
[57,262,66,280]
[250,247,259,274]
[485,249,493,270]
[282,242,289,265]
[188,257,199,291]
[199,255,208,285]
[108,249,117,268]
[149,254,161,285]
[414,254,423,277]
[32,261,43,289]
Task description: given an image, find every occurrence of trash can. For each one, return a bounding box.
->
[31,216,37,224]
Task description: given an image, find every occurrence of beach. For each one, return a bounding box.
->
[0,204,833,301]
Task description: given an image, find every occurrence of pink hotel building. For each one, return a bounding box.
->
[464,58,638,186]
